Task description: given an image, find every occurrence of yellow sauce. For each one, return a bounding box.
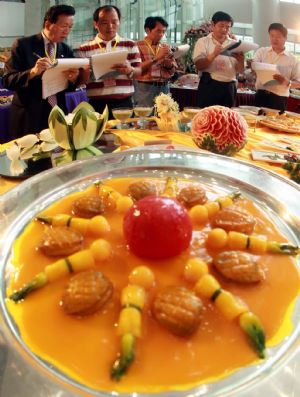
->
[6,177,300,393]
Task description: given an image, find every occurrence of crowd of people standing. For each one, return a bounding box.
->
[2,4,300,139]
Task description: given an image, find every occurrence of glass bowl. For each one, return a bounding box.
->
[0,148,300,397]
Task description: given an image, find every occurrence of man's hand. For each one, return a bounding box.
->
[111,60,132,75]
[273,73,290,86]
[156,45,170,62]
[63,68,80,83]
[232,52,244,63]
[207,44,223,62]
[29,57,52,79]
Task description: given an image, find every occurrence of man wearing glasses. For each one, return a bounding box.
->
[3,4,81,139]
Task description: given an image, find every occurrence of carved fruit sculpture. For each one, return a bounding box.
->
[191,106,248,156]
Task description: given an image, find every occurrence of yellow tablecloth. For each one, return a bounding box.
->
[0,125,299,195]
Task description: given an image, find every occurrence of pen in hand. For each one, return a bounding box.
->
[33,52,42,59]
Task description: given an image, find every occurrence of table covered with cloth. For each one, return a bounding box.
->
[1,123,299,195]
[170,86,300,112]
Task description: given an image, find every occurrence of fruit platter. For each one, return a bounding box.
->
[0,149,300,397]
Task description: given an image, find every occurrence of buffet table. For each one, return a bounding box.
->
[1,123,299,195]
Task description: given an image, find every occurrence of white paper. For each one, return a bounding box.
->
[252,61,279,85]
[172,44,190,59]
[42,58,89,99]
[91,50,128,80]
[221,40,259,56]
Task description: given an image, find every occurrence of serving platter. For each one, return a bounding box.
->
[0,149,300,397]
[259,118,300,134]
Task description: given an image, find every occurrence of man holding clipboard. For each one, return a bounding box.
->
[77,5,141,117]
[3,5,81,139]
[193,11,245,108]
[253,23,300,111]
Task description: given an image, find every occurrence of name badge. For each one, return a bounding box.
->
[103,78,117,87]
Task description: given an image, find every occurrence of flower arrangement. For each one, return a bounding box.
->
[154,93,181,132]
[191,106,248,156]
[6,102,108,175]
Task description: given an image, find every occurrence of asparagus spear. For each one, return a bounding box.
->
[239,312,266,359]
[267,241,299,255]
[9,272,48,302]
[111,333,135,381]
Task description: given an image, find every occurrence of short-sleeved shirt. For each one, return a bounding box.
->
[193,33,238,82]
[136,39,177,83]
[77,34,141,99]
[253,46,300,97]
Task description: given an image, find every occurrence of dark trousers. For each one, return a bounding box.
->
[89,96,133,119]
[197,73,237,108]
[254,89,288,112]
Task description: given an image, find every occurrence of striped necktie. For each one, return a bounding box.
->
[47,42,57,107]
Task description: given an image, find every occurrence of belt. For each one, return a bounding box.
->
[138,80,169,87]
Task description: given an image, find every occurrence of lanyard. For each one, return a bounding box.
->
[97,33,119,52]
[144,38,161,57]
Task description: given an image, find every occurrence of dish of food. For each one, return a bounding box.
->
[259,117,300,134]
[1,150,300,397]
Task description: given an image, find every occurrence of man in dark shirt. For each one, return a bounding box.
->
[3,5,81,139]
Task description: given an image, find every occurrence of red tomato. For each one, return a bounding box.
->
[123,196,192,259]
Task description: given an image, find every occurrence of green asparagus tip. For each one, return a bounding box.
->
[268,242,299,255]
[35,216,51,224]
[240,313,266,359]
[9,272,48,302]
[9,283,37,302]
[111,333,135,381]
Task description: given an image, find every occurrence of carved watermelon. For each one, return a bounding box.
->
[191,106,248,156]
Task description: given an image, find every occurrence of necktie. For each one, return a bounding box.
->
[46,42,57,107]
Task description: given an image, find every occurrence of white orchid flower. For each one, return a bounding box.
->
[16,134,39,148]
[6,143,26,175]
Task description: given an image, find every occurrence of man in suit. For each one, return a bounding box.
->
[3,5,81,139]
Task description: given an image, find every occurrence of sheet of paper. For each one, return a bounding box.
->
[221,40,259,56]
[42,58,89,99]
[91,50,128,80]
[252,61,279,85]
[172,44,190,59]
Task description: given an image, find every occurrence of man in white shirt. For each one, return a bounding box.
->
[193,11,244,108]
[253,23,300,111]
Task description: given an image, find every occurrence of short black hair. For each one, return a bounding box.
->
[144,16,168,31]
[93,5,121,23]
[211,11,234,26]
[43,5,75,26]
[268,22,288,37]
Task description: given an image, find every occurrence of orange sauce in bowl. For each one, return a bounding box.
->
[5,177,300,393]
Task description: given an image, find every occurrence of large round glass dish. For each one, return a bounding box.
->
[0,148,300,397]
